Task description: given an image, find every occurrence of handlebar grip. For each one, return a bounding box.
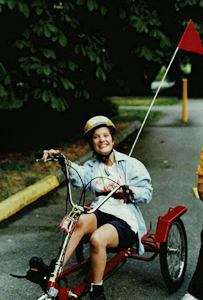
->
[34,152,65,165]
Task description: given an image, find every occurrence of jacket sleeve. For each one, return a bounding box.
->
[68,160,93,189]
[127,159,153,204]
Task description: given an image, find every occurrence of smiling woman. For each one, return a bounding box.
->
[42,115,153,300]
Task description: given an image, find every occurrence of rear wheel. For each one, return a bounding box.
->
[160,218,187,292]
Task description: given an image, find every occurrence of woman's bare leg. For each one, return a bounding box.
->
[89,224,119,283]
[63,213,97,267]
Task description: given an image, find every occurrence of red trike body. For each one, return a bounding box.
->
[48,205,187,299]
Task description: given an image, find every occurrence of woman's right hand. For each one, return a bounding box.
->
[42,149,60,162]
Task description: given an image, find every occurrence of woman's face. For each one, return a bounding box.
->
[92,126,114,156]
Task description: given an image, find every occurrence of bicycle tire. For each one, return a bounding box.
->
[159,218,187,293]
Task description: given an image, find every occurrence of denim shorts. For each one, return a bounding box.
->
[94,210,137,252]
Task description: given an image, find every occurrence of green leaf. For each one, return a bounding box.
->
[18,1,29,18]
[0,84,7,97]
[0,0,5,4]
[102,72,106,81]
[74,44,81,54]
[50,93,67,111]
[87,0,93,11]
[15,40,24,49]
[42,90,49,103]
[95,56,101,65]
[7,0,16,10]
[36,7,43,15]
[22,30,31,39]
[52,36,58,42]
[44,65,52,76]
[50,50,56,59]
[46,23,58,33]
[0,62,7,73]
[75,90,82,98]
[53,81,57,88]
[30,63,40,70]
[36,67,43,75]
[88,51,96,62]
[68,60,77,71]
[59,34,67,47]
[22,2,29,17]
[83,89,90,99]
[100,6,108,16]
[31,56,40,62]
[67,80,75,89]
[77,0,85,5]
[33,88,42,99]
[70,17,80,29]
[31,1,41,7]
[44,25,51,38]
[119,9,126,20]
[65,14,71,23]
[95,66,103,79]
[87,0,97,11]
[61,78,75,90]
[61,78,69,90]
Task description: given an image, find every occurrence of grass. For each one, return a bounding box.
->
[110,96,179,107]
[0,160,33,172]
[115,109,164,125]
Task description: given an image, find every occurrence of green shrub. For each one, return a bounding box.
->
[0,161,32,172]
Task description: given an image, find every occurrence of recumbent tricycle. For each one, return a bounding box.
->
[13,152,188,300]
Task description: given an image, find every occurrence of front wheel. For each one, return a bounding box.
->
[160,218,187,293]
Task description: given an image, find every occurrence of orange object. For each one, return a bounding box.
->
[197,148,203,182]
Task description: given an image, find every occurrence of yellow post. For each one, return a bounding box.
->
[182,78,188,123]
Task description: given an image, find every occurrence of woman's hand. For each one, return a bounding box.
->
[116,185,136,203]
[42,149,60,162]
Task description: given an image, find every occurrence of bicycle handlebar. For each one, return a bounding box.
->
[35,152,135,212]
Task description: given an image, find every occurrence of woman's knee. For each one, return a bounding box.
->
[76,214,96,233]
[90,231,105,251]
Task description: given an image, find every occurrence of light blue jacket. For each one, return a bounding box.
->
[69,149,153,255]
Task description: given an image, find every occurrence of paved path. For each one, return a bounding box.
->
[0,99,203,300]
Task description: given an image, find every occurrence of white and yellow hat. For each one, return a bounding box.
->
[84,115,116,137]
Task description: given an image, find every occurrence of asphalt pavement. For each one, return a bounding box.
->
[0,99,203,300]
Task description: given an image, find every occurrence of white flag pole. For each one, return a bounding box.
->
[128,46,179,157]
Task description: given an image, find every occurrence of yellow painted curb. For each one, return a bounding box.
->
[0,175,59,222]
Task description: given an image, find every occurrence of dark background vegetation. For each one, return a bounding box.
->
[0,0,203,151]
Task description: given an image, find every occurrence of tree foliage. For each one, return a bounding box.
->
[0,0,203,113]
[0,0,113,112]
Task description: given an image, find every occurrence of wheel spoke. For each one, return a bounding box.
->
[166,222,186,281]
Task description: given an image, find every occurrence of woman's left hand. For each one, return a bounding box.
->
[116,186,136,203]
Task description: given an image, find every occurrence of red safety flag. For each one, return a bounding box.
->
[178,19,203,55]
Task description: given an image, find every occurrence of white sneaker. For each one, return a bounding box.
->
[181,293,198,300]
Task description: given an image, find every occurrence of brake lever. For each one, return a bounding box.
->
[122,185,135,204]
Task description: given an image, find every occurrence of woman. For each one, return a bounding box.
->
[43,115,153,300]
